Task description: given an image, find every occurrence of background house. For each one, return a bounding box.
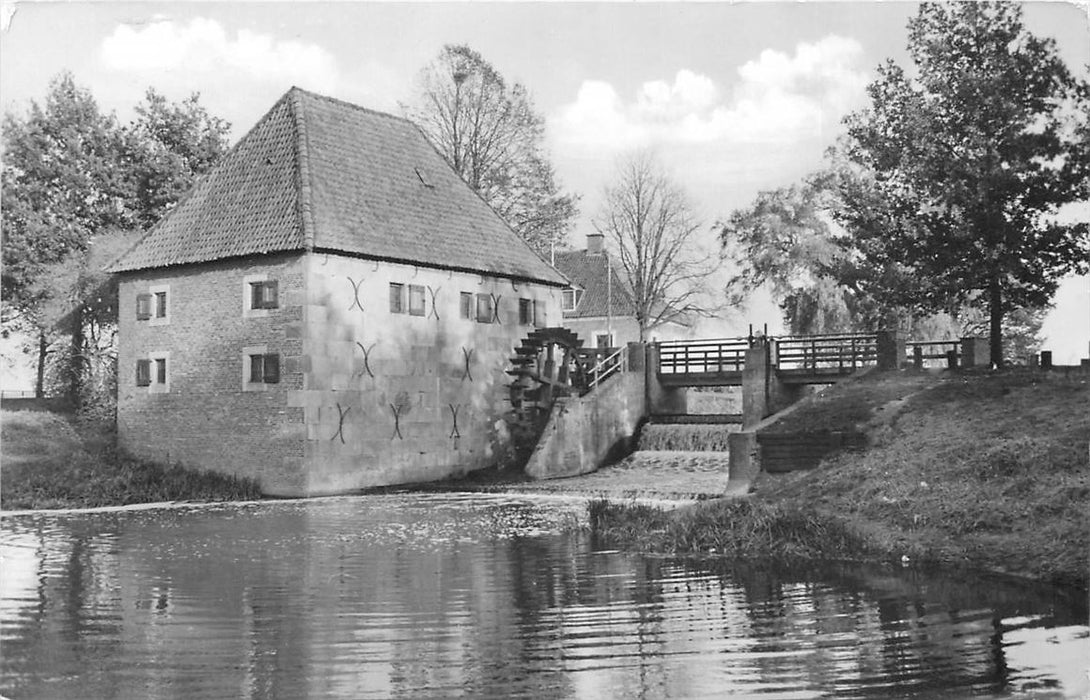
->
[553,233,691,348]
[109,87,567,497]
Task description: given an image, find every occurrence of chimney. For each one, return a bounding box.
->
[586,232,605,254]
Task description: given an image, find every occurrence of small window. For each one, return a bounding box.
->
[136,294,152,320]
[408,284,426,317]
[595,333,613,349]
[562,288,577,312]
[389,283,405,314]
[460,292,473,319]
[136,359,151,386]
[518,298,534,326]
[250,281,279,310]
[249,353,280,384]
[154,291,167,318]
[476,293,494,324]
[154,357,167,384]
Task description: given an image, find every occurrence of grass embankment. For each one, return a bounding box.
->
[1,409,262,510]
[592,369,1090,589]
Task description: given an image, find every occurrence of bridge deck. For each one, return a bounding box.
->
[657,370,744,387]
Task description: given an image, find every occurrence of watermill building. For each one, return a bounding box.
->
[109,87,568,497]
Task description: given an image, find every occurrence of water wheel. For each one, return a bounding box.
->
[506,327,589,463]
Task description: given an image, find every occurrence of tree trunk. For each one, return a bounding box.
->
[35,331,48,398]
[67,308,84,406]
[989,276,1003,369]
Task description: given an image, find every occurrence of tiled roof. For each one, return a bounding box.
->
[110,88,567,286]
[553,249,637,318]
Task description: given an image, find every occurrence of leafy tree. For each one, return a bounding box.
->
[2,73,135,312]
[594,150,716,341]
[841,2,1090,367]
[2,73,136,396]
[405,44,578,257]
[718,177,875,334]
[130,88,231,228]
[2,73,230,399]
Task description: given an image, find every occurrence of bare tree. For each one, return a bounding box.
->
[594,151,716,341]
[404,44,578,257]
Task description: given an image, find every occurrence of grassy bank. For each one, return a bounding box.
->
[1,409,262,510]
[592,368,1090,589]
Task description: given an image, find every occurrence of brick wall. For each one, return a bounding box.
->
[117,251,563,497]
[117,253,307,494]
[297,253,561,495]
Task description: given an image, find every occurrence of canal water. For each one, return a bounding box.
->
[2,494,1087,699]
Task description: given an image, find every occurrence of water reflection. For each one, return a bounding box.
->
[1,495,1087,699]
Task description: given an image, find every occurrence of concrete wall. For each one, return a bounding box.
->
[296,253,559,495]
[741,341,805,429]
[523,369,645,480]
[117,251,561,496]
[645,344,688,416]
[117,253,308,493]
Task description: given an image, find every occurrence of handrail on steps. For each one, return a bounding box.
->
[587,345,628,391]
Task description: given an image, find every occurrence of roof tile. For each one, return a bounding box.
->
[111,88,566,286]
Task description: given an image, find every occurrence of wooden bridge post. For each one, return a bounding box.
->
[960,336,989,369]
[876,330,902,370]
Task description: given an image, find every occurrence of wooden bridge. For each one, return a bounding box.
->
[655,333,883,387]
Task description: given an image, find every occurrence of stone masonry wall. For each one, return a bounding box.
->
[297,252,560,495]
[117,253,307,494]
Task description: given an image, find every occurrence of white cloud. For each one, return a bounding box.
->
[100,17,341,94]
[553,35,868,152]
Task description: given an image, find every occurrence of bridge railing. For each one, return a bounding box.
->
[775,333,878,372]
[905,339,961,369]
[585,345,629,391]
[657,337,749,375]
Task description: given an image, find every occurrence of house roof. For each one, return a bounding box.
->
[109,88,567,286]
[553,249,637,318]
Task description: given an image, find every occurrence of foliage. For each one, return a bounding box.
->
[839,2,1090,366]
[718,176,879,334]
[721,149,1055,346]
[594,370,1090,588]
[405,44,578,257]
[1,73,230,401]
[594,150,717,340]
[130,88,232,228]
[1,73,135,316]
[589,497,871,562]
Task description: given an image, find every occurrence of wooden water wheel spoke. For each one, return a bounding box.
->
[505,327,587,466]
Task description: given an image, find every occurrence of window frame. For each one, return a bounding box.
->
[147,351,170,393]
[408,284,426,317]
[389,282,405,314]
[243,274,278,319]
[242,345,280,391]
[148,284,171,326]
[136,293,152,321]
[250,280,279,310]
[460,292,473,320]
[475,293,494,324]
[518,298,534,326]
[562,287,582,312]
[136,359,151,387]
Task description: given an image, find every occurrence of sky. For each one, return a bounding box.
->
[1,1,1088,376]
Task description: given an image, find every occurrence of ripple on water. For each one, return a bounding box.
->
[1,494,1087,699]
